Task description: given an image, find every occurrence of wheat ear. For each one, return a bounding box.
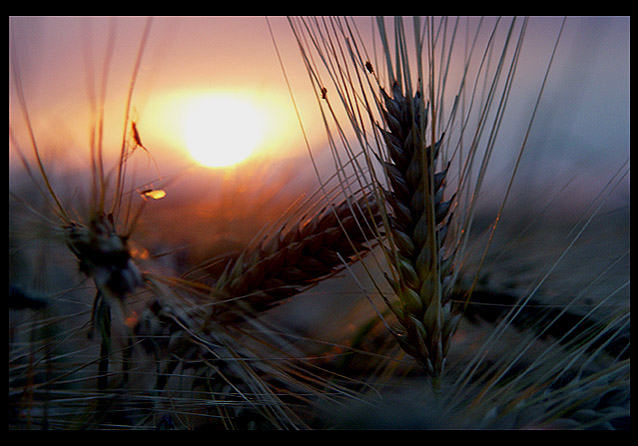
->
[285,16,462,378]
[203,194,381,326]
[377,82,461,378]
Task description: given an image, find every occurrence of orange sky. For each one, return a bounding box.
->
[9,17,321,173]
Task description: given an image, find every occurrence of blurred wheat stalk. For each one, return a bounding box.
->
[9,16,629,430]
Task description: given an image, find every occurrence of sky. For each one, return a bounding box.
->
[9,17,314,171]
[9,16,630,216]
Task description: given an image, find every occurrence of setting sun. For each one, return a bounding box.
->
[140,87,308,171]
[181,94,267,168]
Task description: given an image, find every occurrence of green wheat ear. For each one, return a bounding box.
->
[376,81,459,377]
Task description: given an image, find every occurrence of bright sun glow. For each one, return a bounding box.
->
[182,94,267,168]
[142,88,305,169]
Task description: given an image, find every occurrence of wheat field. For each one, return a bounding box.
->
[9,16,629,430]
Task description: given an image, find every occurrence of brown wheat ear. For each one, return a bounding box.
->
[378,81,461,378]
[204,194,382,326]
